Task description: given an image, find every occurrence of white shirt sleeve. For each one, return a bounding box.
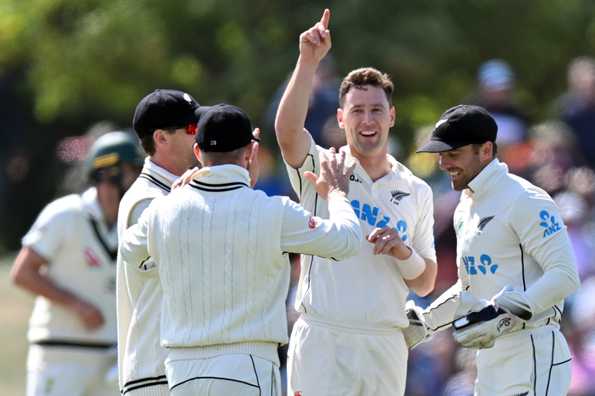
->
[509,193,580,314]
[410,183,437,262]
[127,198,153,228]
[22,200,71,261]
[280,193,362,261]
[121,201,153,271]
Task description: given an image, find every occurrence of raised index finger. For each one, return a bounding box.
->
[320,8,331,29]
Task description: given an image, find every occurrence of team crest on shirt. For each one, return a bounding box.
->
[84,248,101,268]
[477,216,495,233]
[389,190,410,205]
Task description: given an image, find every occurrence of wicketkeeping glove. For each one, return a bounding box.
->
[403,300,432,349]
[452,286,534,349]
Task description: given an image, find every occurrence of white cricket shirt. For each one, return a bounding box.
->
[22,187,117,344]
[454,159,580,323]
[285,137,436,329]
[121,164,362,366]
[116,158,175,394]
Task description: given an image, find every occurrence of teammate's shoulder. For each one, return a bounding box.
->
[43,193,85,215]
[503,174,555,216]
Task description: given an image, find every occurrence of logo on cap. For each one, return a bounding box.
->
[435,118,448,129]
[183,93,192,103]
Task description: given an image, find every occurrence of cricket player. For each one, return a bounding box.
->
[10,131,143,396]
[116,89,203,395]
[120,103,363,395]
[412,104,580,395]
[275,9,437,395]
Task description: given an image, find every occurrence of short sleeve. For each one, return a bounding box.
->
[21,200,73,261]
[410,182,437,262]
[284,134,322,198]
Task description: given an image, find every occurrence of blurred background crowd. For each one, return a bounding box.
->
[1,1,595,395]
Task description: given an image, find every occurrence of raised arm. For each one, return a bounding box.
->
[275,8,332,168]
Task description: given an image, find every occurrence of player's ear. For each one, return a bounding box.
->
[193,143,202,162]
[154,129,168,146]
[337,108,345,129]
[390,105,396,127]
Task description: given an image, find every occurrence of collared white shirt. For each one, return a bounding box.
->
[121,164,361,365]
[454,159,579,319]
[23,187,118,343]
[285,136,436,329]
[116,157,176,393]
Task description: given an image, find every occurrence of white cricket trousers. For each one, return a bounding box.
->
[166,353,281,396]
[288,315,408,396]
[475,324,572,396]
[26,344,118,396]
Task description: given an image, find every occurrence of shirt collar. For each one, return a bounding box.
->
[191,164,251,186]
[144,157,178,186]
[466,158,508,196]
[81,187,103,221]
[339,145,411,184]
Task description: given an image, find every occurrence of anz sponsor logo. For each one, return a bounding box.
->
[539,209,561,238]
[351,200,408,241]
[462,254,498,275]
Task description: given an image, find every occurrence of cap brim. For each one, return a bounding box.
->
[416,139,458,153]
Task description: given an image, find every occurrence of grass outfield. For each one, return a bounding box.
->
[0,254,32,396]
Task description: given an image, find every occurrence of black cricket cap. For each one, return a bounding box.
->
[416,105,498,153]
[132,89,201,138]
[196,104,259,152]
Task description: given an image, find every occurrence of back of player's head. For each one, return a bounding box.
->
[339,67,394,107]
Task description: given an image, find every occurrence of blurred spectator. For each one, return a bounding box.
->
[442,348,476,396]
[559,56,595,168]
[475,59,530,147]
[266,56,340,148]
[528,121,580,195]
[252,145,293,197]
[554,191,595,280]
[568,277,595,395]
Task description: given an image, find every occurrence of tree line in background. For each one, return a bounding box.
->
[0,0,594,250]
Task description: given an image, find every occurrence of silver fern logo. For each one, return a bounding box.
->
[390,190,410,205]
[477,216,495,232]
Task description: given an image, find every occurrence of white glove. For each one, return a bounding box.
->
[403,290,487,349]
[403,300,432,349]
[452,287,534,349]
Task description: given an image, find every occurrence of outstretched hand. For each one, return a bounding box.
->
[304,147,355,200]
[299,8,332,65]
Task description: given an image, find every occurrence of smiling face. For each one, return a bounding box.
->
[337,85,395,159]
[438,143,493,190]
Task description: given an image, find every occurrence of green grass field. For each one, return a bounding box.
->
[0,254,32,396]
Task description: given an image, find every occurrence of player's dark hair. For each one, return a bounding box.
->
[200,144,251,166]
[339,67,394,107]
[472,142,498,157]
[140,128,180,156]
[140,134,155,155]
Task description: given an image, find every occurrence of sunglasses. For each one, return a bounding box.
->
[167,123,197,136]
